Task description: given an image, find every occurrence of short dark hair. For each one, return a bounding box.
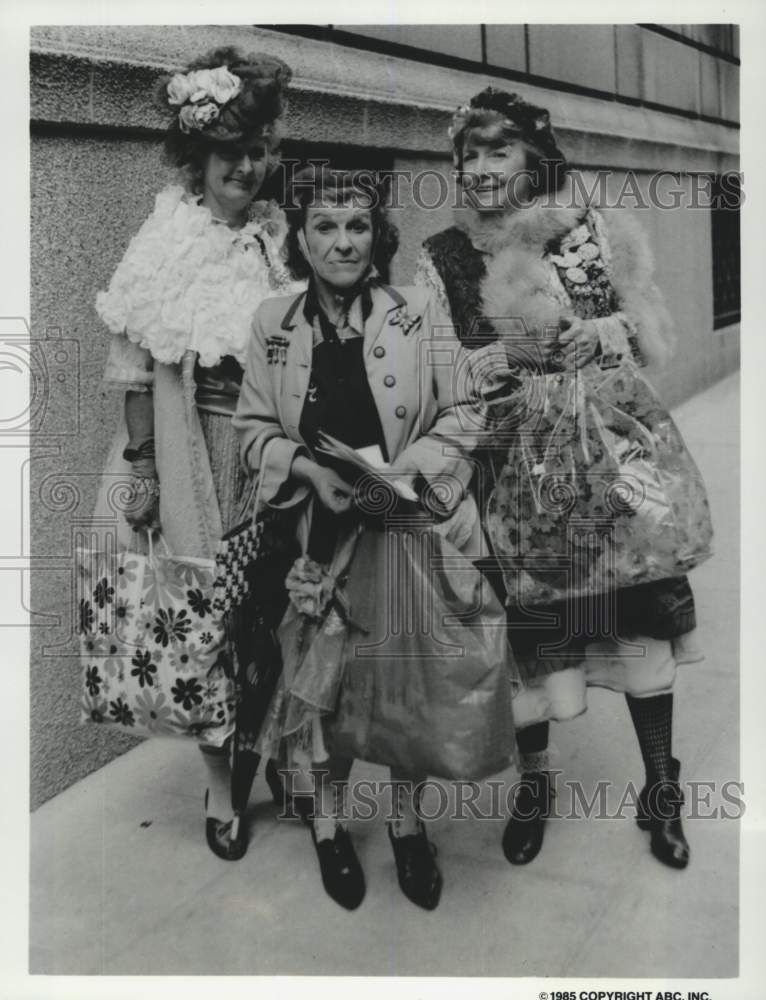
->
[283,166,400,281]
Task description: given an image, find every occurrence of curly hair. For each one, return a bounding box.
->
[156,46,292,194]
[283,166,399,282]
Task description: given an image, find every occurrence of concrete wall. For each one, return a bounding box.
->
[30,24,740,807]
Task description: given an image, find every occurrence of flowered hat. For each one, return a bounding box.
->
[158,46,292,149]
[449,87,565,171]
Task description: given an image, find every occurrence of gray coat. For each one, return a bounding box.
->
[233,283,480,545]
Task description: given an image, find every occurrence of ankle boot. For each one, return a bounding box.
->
[636,757,690,869]
[502,771,553,865]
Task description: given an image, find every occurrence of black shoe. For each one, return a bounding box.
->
[205,790,247,861]
[388,823,443,910]
[502,770,553,866]
[309,824,366,911]
[636,758,690,869]
[265,758,313,825]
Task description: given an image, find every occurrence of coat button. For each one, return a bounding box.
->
[384,374,396,388]
[395,405,407,419]
[373,346,385,358]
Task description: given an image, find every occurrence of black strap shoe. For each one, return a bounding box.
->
[502,770,553,866]
[636,758,690,869]
[205,790,248,861]
[388,823,443,910]
[265,758,314,825]
[310,825,366,910]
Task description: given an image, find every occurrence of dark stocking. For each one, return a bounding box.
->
[625,692,674,784]
[515,721,550,772]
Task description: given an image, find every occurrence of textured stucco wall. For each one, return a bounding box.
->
[31,135,177,807]
[30,24,739,808]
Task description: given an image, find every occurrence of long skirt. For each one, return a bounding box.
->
[481,545,702,728]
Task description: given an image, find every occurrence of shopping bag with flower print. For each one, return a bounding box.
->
[76,531,235,746]
[486,362,714,607]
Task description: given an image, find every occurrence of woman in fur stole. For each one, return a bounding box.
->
[415,88,713,870]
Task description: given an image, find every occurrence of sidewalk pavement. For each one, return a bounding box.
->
[30,372,740,978]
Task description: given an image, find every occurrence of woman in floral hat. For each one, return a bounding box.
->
[415,87,713,871]
[94,47,302,860]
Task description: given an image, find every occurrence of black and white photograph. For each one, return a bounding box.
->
[3,2,763,995]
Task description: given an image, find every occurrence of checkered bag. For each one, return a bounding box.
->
[212,518,264,617]
[212,439,275,618]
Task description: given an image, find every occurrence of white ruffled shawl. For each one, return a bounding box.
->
[96,185,300,367]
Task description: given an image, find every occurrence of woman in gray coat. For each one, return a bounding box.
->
[234,166,512,910]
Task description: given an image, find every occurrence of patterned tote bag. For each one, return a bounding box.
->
[77,531,236,746]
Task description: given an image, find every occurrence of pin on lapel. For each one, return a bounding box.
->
[389,305,422,337]
[266,334,289,365]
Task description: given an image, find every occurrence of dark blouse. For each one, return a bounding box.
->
[298,286,388,563]
[298,287,387,460]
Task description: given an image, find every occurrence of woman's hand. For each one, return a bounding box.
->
[503,336,567,375]
[292,455,353,514]
[386,456,420,504]
[313,467,354,514]
[123,392,159,529]
[125,459,160,530]
[556,317,601,369]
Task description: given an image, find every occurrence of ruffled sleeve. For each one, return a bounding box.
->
[95,185,188,344]
[96,186,305,369]
[102,334,154,391]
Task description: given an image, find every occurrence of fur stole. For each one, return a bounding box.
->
[599,208,675,367]
[456,182,675,367]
